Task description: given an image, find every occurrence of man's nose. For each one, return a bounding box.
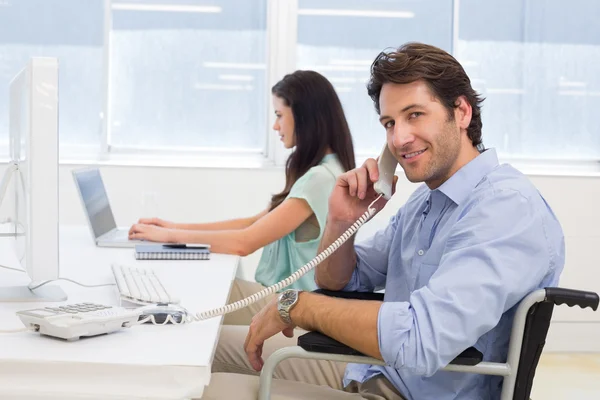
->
[392,123,415,149]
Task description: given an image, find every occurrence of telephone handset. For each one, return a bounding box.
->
[174,144,399,323]
[373,143,398,200]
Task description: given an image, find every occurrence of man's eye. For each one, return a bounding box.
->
[384,120,394,129]
[409,112,423,119]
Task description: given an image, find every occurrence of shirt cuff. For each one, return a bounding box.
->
[377,301,413,370]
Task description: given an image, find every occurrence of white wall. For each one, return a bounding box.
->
[1,163,599,351]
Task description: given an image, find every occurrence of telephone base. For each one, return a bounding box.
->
[17,302,142,341]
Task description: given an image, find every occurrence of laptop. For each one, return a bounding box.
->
[72,168,144,248]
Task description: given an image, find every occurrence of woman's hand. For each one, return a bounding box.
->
[128,223,176,243]
[134,217,176,229]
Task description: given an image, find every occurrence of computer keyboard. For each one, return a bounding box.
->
[111,264,180,305]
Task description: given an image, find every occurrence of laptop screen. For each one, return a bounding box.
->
[73,168,118,239]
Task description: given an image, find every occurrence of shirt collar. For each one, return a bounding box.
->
[320,153,337,164]
[436,148,499,205]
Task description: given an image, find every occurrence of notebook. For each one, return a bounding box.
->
[134,244,211,260]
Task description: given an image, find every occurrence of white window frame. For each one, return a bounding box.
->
[265,0,298,167]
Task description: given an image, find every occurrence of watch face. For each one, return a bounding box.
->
[280,290,297,307]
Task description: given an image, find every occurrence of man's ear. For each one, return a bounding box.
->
[454,96,472,132]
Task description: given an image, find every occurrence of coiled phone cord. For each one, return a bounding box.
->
[136,194,383,326]
[188,194,383,322]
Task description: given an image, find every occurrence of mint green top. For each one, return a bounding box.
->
[254,154,344,291]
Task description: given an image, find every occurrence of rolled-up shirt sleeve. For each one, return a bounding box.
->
[377,189,558,376]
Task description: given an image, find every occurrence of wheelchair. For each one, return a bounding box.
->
[258,287,599,400]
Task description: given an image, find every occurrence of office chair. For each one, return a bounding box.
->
[258,287,599,400]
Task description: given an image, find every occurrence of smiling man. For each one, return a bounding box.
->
[204,43,565,400]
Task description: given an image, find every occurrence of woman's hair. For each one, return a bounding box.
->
[367,42,484,147]
[269,70,356,211]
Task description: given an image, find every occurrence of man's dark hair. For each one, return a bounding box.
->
[367,42,484,147]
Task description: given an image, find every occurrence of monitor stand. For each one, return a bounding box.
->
[0,162,18,208]
[0,163,67,302]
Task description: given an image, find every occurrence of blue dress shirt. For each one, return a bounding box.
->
[340,149,565,400]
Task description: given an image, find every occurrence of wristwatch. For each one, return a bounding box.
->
[277,289,300,324]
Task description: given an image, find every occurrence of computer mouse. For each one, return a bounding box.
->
[138,304,188,324]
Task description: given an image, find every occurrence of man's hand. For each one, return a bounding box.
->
[328,158,397,224]
[244,296,294,371]
[128,223,176,242]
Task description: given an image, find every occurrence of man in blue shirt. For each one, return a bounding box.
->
[205,42,565,400]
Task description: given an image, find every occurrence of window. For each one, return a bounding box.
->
[0,0,104,154]
[458,0,600,160]
[296,0,453,156]
[1,0,598,166]
[109,0,268,151]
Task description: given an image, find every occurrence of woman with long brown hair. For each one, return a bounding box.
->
[129,70,355,323]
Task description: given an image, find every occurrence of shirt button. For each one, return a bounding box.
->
[417,250,424,256]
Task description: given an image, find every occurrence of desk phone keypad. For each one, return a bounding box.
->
[18,303,115,319]
[44,303,112,315]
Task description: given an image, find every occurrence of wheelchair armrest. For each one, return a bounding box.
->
[450,346,484,366]
[313,289,385,302]
[298,331,364,356]
[297,331,483,366]
[306,290,482,365]
[545,287,599,311]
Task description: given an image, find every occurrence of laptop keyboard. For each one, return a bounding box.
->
[103,229,129,241]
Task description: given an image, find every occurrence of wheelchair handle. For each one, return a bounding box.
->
[545,287,599,311]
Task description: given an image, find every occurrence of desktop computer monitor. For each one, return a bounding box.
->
[0,57,65,302]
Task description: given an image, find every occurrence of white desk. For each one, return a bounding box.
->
[0,226,239,400]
